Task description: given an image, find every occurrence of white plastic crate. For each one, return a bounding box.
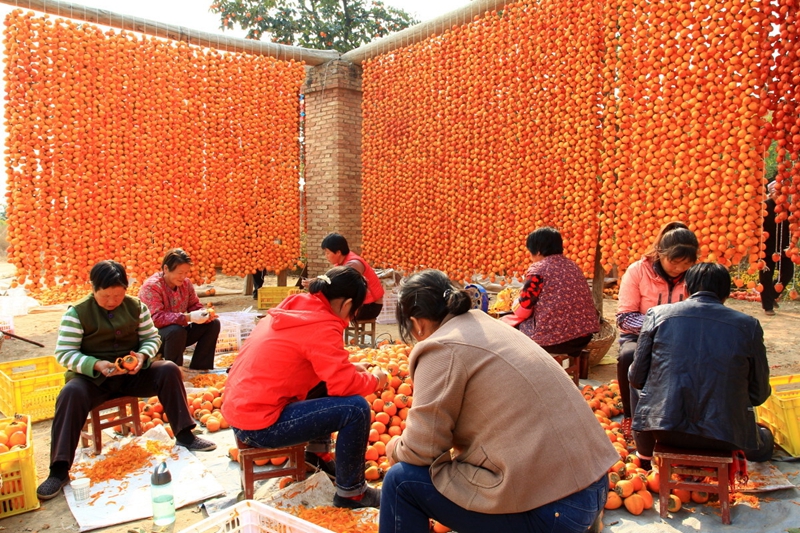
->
[214,320,240,354]
[0,316,13,335]
[179,500,333,533]
[218,312,259,345]
[376,291,398,325]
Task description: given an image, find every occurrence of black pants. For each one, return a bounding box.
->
[159,319,220,369]
[540,333,594,358]
[356,302,383,321]
[252,269,267,297]
[50,361,195,469]
[759,254,794,311]
[634,427,774,462]
[616,340,638,417]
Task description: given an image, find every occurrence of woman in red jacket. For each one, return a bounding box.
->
[222,266,387,509]
[616,221,698,439]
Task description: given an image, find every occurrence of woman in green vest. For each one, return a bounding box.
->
[36,260,216,501]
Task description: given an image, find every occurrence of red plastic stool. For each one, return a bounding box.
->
[80,396,142,454]
[235,439,307,500]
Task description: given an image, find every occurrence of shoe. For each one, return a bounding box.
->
[620,417,633,441]
[333,486,381,509]
[588,510,604,533]
[765,309,776,316]
[37,476,70,501]
[178,436,217,452]
[305,452,336,479]
[774,302,781,309]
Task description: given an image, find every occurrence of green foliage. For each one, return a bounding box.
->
[209,0,419,53]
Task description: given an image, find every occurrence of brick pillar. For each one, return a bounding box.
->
[303,60,363,277]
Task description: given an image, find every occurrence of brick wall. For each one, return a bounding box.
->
[304,60,364,277]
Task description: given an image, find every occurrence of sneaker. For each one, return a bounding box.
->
[305,452,336,480]
[333,486,381,509]
[588,510,604,533]
[178,436,217,452]
[37,476,70,501]
[621,417,633,441]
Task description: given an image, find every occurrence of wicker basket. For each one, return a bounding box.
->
[587,318,617,367]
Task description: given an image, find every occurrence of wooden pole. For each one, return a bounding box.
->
[341,0,515,65]
[0,0,339,64]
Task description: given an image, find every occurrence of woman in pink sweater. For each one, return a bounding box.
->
[616,221,698,439]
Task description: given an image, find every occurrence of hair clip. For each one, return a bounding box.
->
[317,274,331,284]
[443,289,452,299]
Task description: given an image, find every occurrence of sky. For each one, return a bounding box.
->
[0,1,474,38]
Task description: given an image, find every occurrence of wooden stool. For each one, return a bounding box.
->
[236,439,307,500]
[551,349,590,386]
[344,319,377,347]
[80,396,142,454]
[654,444,733,525]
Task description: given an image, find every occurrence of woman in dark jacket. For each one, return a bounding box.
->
[629,263,773,469]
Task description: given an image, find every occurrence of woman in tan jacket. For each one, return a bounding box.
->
[380,270,619,533]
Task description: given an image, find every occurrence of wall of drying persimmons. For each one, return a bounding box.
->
[3,10,305,300]
[361,0,800,285]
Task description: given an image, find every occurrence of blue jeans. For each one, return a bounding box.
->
[233,395,370,496]
[379,463,607,533]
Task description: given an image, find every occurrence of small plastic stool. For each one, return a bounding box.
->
[236,439,307,500]
[80,396,142,454]
[654,444,733,524]
[344,319,377,346]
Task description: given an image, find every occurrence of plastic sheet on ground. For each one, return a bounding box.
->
[66,425,225,532]
[262,472,379,529]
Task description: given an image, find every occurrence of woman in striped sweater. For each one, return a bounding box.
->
[36,260,215,502]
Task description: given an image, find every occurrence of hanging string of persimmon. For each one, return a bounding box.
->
[3,10,305,303]
[361,0,799,284]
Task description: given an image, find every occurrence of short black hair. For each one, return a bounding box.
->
[307,266,367,321]
[685,263,731,301]
[396,269,472,343]
[321,233,350,255]
[526,227,563,256]
[162,248,192,272]
[89,260,129,291]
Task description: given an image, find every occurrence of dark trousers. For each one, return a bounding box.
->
[634,427,774,462]
[617,340,638,417]
[380,463,607,533]
[758,254,794,311]
[159,319,220,369]
[50,361,195,469]
[252,270,267,297]
[540,333,594,358]
[356,302,383,321]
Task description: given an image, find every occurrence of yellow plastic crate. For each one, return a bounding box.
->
[257,287,302,310]
[0,415,39,519]
[0,356,66,422]
[755,374,800,457]
[179,500,332,533]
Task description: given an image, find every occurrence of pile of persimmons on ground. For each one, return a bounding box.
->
[103,341,737,531]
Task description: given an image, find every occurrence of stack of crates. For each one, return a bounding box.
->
[257,287,302,310]
[218,312,259,345]
[0,356,65,421]
[0,415,39,519]
[214,320,241,354]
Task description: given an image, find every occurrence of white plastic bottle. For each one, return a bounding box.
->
[151,461,175,528]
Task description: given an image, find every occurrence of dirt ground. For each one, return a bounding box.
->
[1,262,799,532]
